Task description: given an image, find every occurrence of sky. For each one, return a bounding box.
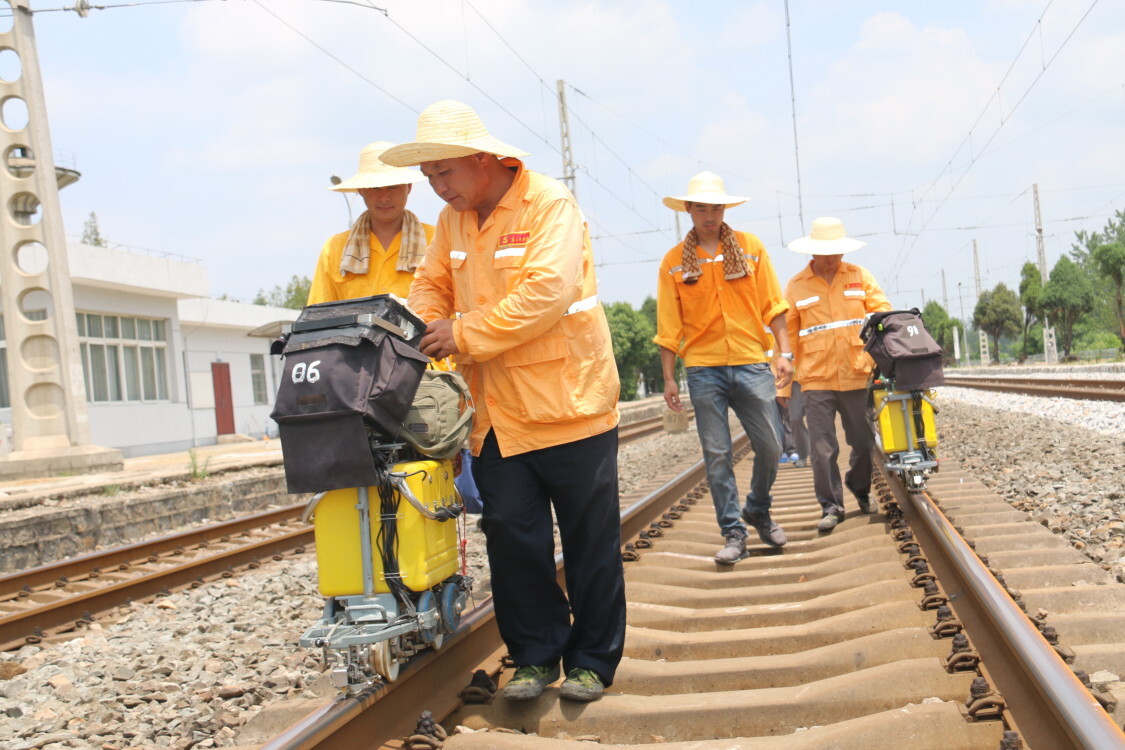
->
[13,0,1125,319]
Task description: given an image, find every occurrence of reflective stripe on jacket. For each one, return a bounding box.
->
[408,159,619,457]
[307,224,435,305]
[653,231,789,367]
[784,261,891,391]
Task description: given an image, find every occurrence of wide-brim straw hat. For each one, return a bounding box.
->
[663,171,748,212]
[329,141,425,192]
[787,216,866,255]
[379,100,530,167]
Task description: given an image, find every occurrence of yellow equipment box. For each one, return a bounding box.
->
[313,460,460,597]
[872,388,938,454]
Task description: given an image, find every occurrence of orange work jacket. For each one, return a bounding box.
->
[654,231,788,367]
[784,261,891,392]
[408,159,619,457]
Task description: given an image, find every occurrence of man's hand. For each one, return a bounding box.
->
[419,319,460,360]
[664,381,684,412]
[773,357,793,389]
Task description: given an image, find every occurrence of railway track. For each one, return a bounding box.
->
[943,375,1125,402]
[0,505,311,651]
[254,431,1125,749]
[0,411,676,654]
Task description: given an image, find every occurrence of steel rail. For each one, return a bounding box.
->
[0,526,312,650]
[260,603,504,749]
[263,431,733,749]
[0,503,306,599]
[880,455,1125,750]
[943,376,1125,402]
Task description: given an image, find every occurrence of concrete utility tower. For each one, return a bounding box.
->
[0,1,121,477]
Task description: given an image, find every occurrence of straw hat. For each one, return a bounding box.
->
[329,141,425,192]
[379,100,530,167]
[663,171,748,212]
[787,217,866,255]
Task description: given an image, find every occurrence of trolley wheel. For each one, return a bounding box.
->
[440,580,466,633]
[417,591,443,650]
[370,637,400,683]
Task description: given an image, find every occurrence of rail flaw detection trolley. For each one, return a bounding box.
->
[270,295,473,691]
[860,308,945,493]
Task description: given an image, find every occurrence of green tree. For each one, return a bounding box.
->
[81,211,107,247]
[1018,262,1044,363]
[638,296,663,395]
[920,301,955,363]
[1088,210,1125,344]
[1041,256,1095,358]
[973,283,1021,364]
[254,275,312,309]
[1070,228,1118,349]
[604,301,656,401]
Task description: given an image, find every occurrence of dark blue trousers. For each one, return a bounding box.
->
[472,427,626,685]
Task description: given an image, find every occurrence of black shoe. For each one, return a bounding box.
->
[856,494,875,514]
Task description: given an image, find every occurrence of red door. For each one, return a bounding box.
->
[211,362,235,435]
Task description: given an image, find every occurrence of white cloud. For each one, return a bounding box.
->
[802,12,1003,173]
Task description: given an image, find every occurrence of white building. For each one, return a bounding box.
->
[0,241,298,458]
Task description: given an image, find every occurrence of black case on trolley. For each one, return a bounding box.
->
[860,308,945,391]
[269,295,429,494]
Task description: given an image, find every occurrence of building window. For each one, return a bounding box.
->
[77,312,169,403]
[250,353,268,405]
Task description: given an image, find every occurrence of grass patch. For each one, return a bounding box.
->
[188,448,211,481]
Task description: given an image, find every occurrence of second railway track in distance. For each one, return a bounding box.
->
[943,375,1125,402]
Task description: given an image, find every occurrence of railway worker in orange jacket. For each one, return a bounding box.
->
[383,100,625,704]
[655,171,793,565]
[307,141,435,305]
[784,217,891,531]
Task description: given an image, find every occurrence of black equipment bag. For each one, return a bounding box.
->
[270,295,430,494]
[859,308,945,390]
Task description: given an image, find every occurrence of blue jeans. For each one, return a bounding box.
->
[686,364,782,537]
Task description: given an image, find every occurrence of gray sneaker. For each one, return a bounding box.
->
[741,509,788,548]
[817,513,841,532]
[715,534,748,564]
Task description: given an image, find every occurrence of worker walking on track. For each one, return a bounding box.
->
[307,141,434,304]
[784,217,892,532]
[385,100,625,703]
[654,171,793,565]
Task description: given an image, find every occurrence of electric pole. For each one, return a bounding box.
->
[941,268,949,312]
[957,282,971,367]
[556,80,577,200]
[0,1,121,477]
[973,239,990,364]
[1033,183,1058,364]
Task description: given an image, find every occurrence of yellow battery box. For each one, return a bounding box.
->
[313,459,460,597]
[872,388,938,454]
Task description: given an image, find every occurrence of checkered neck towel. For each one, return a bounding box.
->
[680,222,748,284]
[339,209,427,277]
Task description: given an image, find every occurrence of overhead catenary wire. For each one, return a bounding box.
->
[888,0,1103,283]
[10,0,220,14]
